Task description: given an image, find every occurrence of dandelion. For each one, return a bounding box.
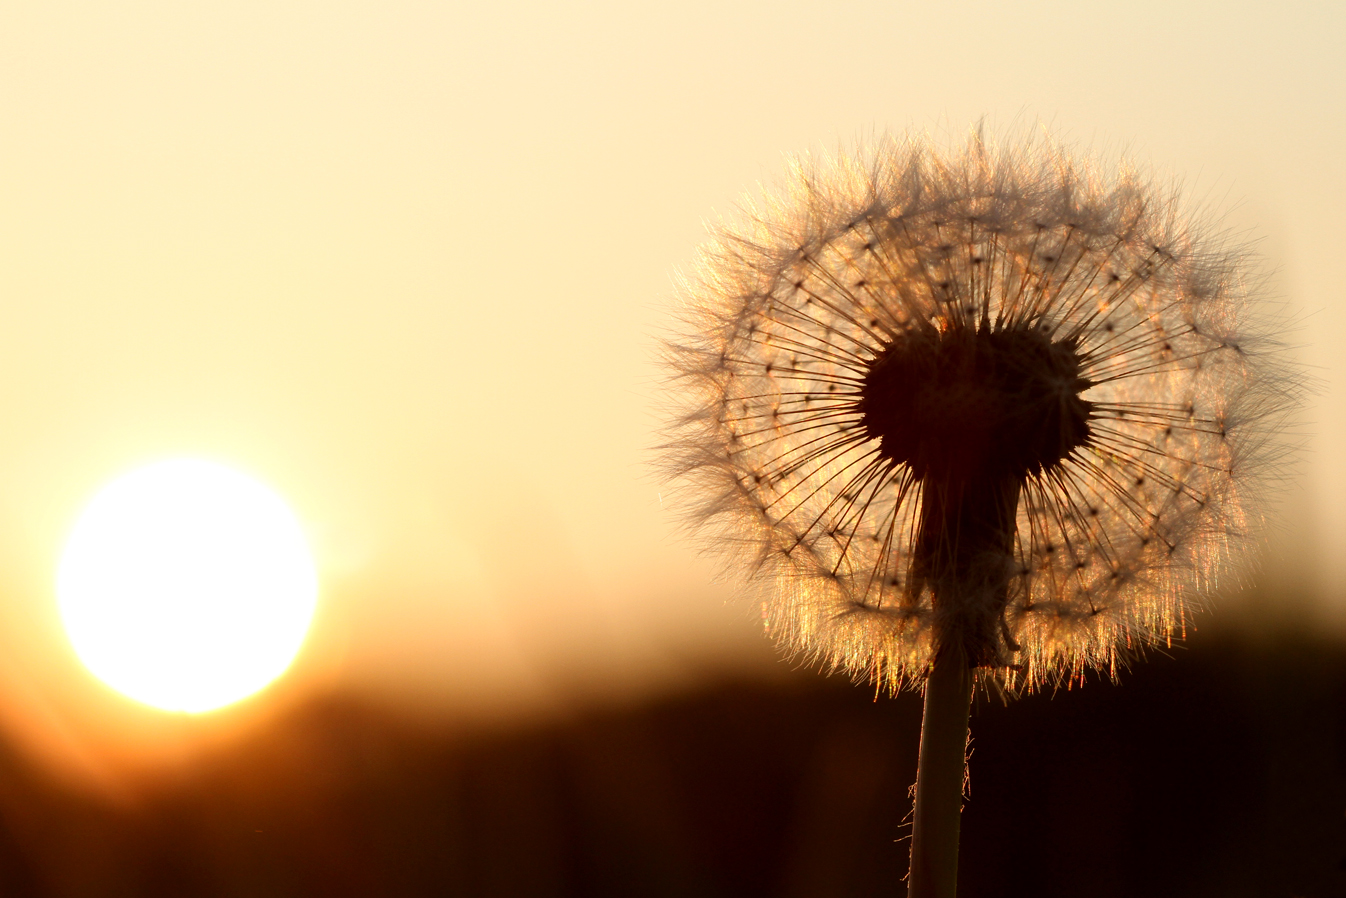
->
[659,130,1288,897]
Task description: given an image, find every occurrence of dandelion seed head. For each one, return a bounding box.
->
[660,131,1291,692]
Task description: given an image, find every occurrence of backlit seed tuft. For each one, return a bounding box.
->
[660,132,1291,691]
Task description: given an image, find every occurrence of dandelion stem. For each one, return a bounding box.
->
[908,639,973,898]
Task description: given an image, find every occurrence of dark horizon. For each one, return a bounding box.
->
[0,621,1339,897]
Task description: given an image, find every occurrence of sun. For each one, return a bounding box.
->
[57,459,319,713]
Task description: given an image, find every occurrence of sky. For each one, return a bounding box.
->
[0,0,1341,774]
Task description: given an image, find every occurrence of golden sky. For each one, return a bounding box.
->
[0,0,1340,767]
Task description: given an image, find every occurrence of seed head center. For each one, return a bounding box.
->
[859,323,1094,484]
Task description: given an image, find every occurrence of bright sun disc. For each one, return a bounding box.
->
[57,459,318,713]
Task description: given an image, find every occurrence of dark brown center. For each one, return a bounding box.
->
[858,323,1093,483]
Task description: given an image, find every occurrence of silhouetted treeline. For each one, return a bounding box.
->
[0,626,1341,897]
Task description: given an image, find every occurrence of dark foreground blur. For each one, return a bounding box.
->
[0,625,1341,898]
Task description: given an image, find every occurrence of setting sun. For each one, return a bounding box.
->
[57,459,318,713]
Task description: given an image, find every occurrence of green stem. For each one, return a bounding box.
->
[907,640,973,898]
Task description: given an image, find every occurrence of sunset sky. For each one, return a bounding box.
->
[0,1,1341,773]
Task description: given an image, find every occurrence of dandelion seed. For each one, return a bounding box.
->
[658,129,1292,898]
